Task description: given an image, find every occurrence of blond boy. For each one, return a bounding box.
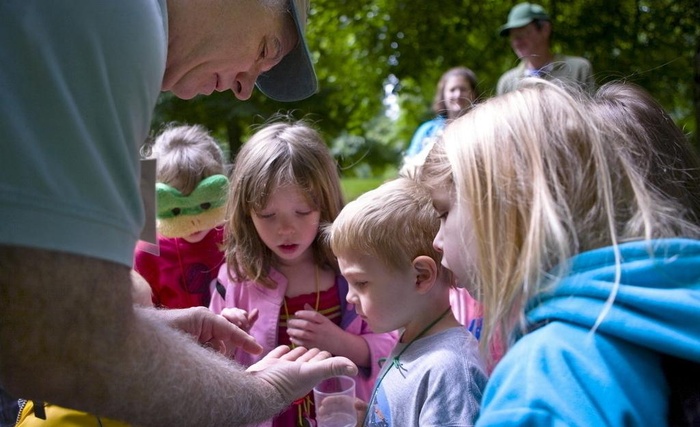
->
[327,177,487,426]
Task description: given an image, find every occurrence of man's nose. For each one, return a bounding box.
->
[233,73,256,100]
[237,57,283,100]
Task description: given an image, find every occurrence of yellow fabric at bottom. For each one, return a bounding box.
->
[16,401,130,427]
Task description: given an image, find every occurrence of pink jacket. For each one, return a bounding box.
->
[209,265,398,404]
[450,287,483,336]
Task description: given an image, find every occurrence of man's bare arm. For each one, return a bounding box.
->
[0,246,356,426]
[149,305,264,357]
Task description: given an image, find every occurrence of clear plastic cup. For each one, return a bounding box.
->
[313,376,357,427]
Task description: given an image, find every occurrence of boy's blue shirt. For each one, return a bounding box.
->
[477,238,700,426]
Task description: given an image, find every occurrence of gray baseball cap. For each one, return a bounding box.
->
[255,0,318,102]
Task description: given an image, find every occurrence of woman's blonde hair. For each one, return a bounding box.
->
[422,79,700,362]
[144,123,225,195]
[225,119,344,287]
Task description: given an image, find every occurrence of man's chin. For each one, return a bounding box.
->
[164,83,200,100]
[170,90,197,100]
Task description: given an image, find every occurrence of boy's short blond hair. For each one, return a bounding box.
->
[329,177,442,272]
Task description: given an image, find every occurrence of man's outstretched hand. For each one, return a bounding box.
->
[147,306,264,356]
[247,345,358,404]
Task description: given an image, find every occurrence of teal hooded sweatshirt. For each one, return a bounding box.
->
[476,238,700,426]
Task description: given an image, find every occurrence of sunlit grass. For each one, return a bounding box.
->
[340,165,400,202]
[340,177,388,202]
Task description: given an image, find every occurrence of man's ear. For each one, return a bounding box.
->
[541,20,552,39]
[412,255,438,294]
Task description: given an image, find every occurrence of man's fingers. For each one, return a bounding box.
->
[294,347,326,363]
[303,355,358,379]
[203,339,226,354]
[232,335,263,355]
[266,345,293,359]
[220,322,263,355]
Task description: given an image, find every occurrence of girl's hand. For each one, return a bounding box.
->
[220,307,259,333]
[286,304,345,352]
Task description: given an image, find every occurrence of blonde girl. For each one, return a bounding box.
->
[209,119,397,427]
[423,80,700,425]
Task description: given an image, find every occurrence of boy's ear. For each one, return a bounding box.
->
[412,255,438,294]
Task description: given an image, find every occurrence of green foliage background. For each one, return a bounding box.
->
[152,0,700,178]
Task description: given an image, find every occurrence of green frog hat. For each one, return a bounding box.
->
[156,174,229,238]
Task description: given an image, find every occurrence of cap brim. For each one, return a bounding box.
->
[498,18,535,36]
[255,2,318,102]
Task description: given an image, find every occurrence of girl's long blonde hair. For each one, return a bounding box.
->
[423,80,700,362]
[224,119,344,288]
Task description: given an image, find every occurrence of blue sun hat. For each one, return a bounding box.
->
[256,0,318,102]
[499,3,550,36]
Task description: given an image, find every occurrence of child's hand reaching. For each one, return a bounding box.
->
[354,398,368,427]
[286,304,346,353]
[221,307,259,333]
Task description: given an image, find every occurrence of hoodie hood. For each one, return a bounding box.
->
[526,238,700,362]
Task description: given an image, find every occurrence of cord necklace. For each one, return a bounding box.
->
[362,306,453,425]
[281,264,321,427]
